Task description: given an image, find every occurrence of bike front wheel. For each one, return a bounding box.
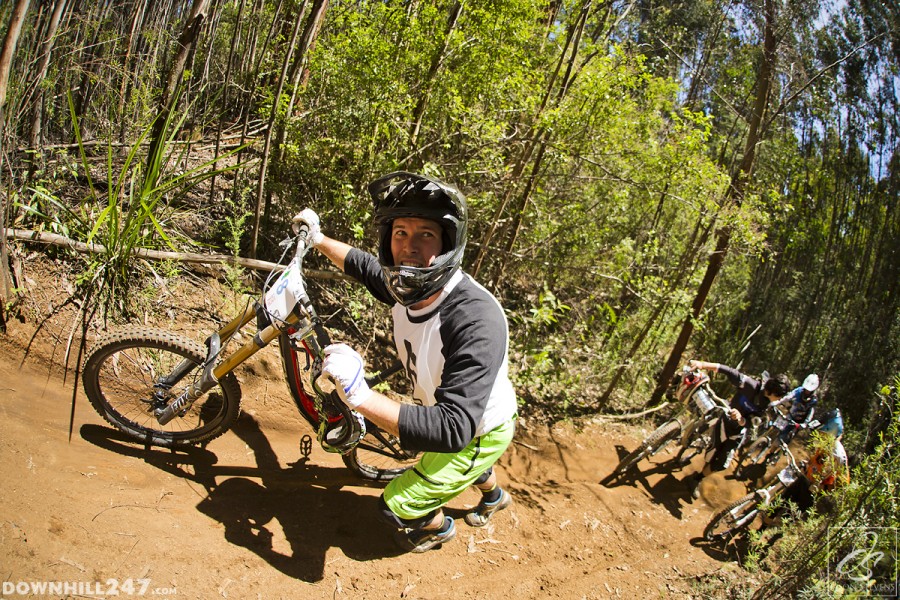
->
[704,493,761,540]
[611,420,682,478]
[82,329,242,448]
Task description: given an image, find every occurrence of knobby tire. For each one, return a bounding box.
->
[82,329,242,448]
[340,382,419,480]
[613,420,682,477]
[342,431,419,481]
[704,493,760,540]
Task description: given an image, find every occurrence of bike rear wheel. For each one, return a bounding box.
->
[82,329,242,448]
[279,333,419,481]
[704,493,760,540]
[747,434,774,465]
[343,426,419,481]
[612,420,682,478]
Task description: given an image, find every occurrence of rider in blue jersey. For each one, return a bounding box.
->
[770,374,820,444]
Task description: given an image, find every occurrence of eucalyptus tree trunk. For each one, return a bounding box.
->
[479,1,593,289]
[146,0,210,173]
[408,1,463,152]
[649,0,778,406]
[28,0,68,160]
[231,0,283,208]
[117,0,151,144]
[274,0,330,165]
[72,0,116,130]
[209,0,248,206]
[595,213,715,410]
[0,0,32,329]
[471,1,593,281]
[249,4,307,258]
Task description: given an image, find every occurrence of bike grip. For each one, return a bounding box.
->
[313,323,331,348]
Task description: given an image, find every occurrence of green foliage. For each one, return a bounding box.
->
[17,92,247,318]
[749,375,900,599]
[221,188,254,296]
[3,0,896,435]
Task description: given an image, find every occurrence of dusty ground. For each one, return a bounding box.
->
[0,258,760,599]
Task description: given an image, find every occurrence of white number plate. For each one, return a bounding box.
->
[777,467,798,486]
[263,260,306,321]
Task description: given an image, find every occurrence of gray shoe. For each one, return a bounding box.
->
[465,488,512,527]
[400,516,456,553]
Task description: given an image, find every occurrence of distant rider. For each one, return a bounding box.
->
[770,374,820,444]
[766,408,848,524]
[687,360,791,421]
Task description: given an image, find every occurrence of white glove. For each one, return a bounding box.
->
[323,344,372,408]
[291,208,324,247]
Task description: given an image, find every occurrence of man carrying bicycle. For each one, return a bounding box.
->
[293,172,518,553]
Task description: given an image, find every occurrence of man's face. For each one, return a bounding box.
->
[390,217,443,268]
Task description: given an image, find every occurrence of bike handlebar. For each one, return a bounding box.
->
[278,229,362,451]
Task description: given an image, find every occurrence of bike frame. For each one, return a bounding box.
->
[705,441,803,540]
[152,229,354,445]
[676,371,730,451]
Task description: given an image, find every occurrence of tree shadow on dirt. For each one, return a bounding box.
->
[79,414,404,583]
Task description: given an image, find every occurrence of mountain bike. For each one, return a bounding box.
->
[605,366,729,481]
[735,405,820,478]
[704,440,803,540]
[81,223,419,481]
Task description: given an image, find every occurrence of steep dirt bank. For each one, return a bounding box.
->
[0,259,754,599]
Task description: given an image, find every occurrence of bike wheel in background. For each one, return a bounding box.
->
[343,425,420,480]
[82,330,242,448]
[609,420,682,479]
[704,492,760,540]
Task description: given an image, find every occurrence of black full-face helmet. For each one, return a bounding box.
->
[367,171,467,307]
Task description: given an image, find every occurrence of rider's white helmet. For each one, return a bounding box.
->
[803,373,820,392]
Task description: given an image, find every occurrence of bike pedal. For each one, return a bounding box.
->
[299,434,313,458]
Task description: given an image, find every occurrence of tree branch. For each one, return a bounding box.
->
[4,228,350,281]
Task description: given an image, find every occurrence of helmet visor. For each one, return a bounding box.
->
[368,171,466,223]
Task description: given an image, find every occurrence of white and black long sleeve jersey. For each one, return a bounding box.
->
[344,249,518,453]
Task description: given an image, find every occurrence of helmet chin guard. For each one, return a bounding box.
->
[368,172,467,306]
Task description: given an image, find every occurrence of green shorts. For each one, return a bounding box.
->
[383,416,516,520]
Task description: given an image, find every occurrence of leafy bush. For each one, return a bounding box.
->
[750,376,900,599]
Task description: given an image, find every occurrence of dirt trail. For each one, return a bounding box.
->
[0,265,755,599]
